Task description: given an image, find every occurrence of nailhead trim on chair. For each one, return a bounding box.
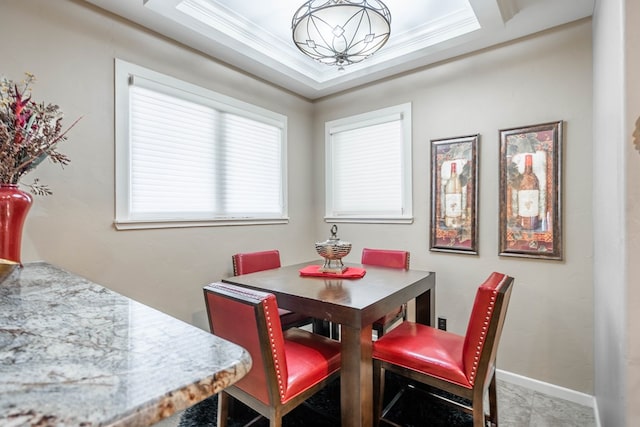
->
[468,287,500,384]
[263,299,286,401]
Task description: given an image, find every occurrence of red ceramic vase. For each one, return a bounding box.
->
[0,184,33,265]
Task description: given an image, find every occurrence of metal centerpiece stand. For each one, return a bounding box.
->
[315,225,352,273]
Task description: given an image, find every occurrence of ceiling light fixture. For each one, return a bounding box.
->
[291,0,391,70]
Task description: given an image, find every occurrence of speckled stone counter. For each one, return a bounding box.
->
[0,262,251,427]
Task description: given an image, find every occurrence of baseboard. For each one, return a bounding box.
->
[496,369,599,415]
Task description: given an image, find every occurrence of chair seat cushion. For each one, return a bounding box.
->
[372,322,471,388]
[281,328,341,403]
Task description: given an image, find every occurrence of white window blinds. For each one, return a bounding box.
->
[325,104,412,223]
[130,84,219,217]
[115,60,287,229]
[221,113,283,216]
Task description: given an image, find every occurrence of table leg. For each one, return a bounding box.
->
[340,323,373,427]
[415,287,435,326]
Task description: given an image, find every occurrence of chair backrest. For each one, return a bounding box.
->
[232,250,281,276]
[204,282,288,406]
[361,248,410,270]
[462,272,514,387]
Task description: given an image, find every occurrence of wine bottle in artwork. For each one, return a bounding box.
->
[444,162,462,228]
[518,154,540,230]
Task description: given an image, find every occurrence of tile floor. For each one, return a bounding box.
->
[496,380,596,427]
[157,379,597,427]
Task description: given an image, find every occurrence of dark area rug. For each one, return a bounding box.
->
[179,373,473,426]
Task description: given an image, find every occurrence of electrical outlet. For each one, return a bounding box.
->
[437,317,447,331]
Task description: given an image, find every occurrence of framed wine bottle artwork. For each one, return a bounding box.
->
[430,134,479,254]
[499,121,563,260]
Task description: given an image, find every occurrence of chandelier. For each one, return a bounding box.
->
[291,0,391,70]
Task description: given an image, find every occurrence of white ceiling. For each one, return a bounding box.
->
[84,0,594,100]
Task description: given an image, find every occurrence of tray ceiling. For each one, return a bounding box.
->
[84,0,594,99]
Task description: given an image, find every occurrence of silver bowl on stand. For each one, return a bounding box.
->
[315,225,352,273]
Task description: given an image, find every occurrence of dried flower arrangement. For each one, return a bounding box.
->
[0,73,80,195]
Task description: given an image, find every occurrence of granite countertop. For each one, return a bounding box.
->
[0,262,251,427]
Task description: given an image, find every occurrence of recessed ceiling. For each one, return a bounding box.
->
[84,0,594,100]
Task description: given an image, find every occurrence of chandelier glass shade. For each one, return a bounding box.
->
[291,0,391,69]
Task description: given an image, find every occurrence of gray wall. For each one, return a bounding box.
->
[593,0,640,425]
[0,0,606,398]
[625,0,640,422]
[592,1,625,424]
[313,20,594,393]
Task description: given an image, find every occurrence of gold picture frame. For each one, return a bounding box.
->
[499,121,563,260]
[430,134,479,254]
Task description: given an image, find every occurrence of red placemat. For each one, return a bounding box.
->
[299,265,366,279]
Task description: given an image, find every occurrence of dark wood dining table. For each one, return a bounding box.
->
[222,260,436,427]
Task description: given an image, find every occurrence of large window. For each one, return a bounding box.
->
[115,60,287,229]
[325,103,412,223]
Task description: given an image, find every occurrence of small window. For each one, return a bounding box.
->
[325,103,413,223]
[114,60,288,229]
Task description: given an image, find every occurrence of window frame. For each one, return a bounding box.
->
[114,59,288,230]
[324,103,413,223]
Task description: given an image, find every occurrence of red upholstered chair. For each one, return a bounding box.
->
[232,250,313,330]
[361,248,411,337]
[372,272,514,427]
[204,282,341,427]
